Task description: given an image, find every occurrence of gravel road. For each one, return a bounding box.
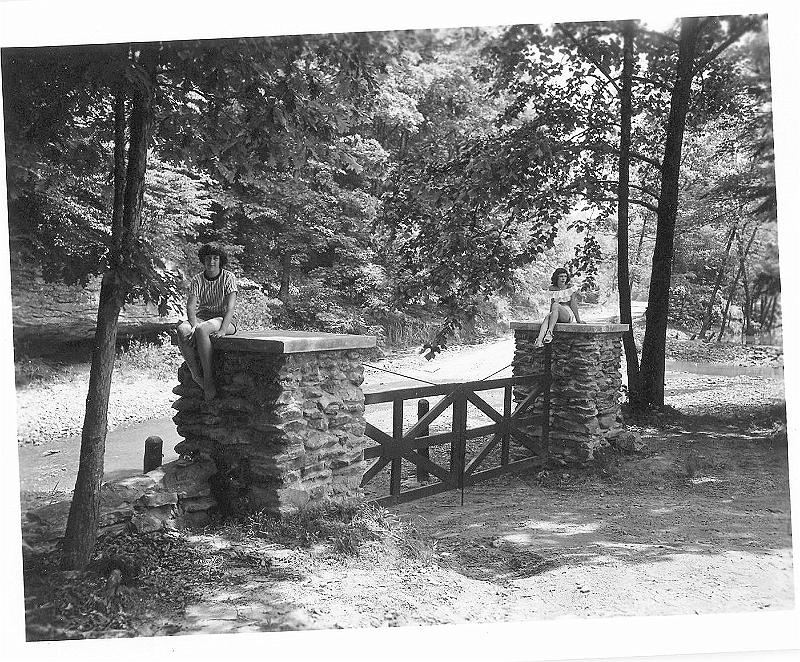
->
[15,333,785,447]
[16,374,177,446]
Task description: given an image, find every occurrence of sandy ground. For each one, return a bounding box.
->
[156,415,792,634]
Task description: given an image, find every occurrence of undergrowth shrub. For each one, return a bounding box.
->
[14,358,70,387]
[227,501,436,561]
[116,333,181,380]
[235,286,283,330]
[369,306,437,347]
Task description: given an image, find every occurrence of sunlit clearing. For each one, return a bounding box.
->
[641,15,679,33]
[522,520,601,535]
[690,476,724,484]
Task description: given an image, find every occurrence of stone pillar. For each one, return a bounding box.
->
[172,330,376,516]
[511,321,629,463]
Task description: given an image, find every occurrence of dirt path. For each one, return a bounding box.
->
[155,409,791,634]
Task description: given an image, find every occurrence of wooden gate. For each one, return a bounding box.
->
[361,352,551,505]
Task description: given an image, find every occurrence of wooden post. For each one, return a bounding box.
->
[501,385,511,465]
[143,435,163,473]
[390,399,403,502]
[450,388,467,489]
[416,399,431,482]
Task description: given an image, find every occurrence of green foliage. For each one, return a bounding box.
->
[14,358,73,387]
[275,279,383,341]
[115,333,182,380]
[667,277,711,330]
[366,305,434,347]
[379,122,575,346]
[234,286,284,331]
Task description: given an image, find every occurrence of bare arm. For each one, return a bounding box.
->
[211,291,237,337]
[186,292,199,338]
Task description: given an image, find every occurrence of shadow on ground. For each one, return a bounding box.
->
[397,410,791,586]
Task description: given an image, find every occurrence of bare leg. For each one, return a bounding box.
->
[194,318,223,400]
[546,301,562,335]
[534,313,550,348]
[176,321,203,387]
[537,303,571,346]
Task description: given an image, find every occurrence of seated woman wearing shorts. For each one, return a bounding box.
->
[534,267,583,348]
[176,244,238,400]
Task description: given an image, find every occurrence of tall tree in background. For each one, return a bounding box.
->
[4,44,170,567]
[638,17,702,408]
[616,20,641,404]
[638,16,762,407]
[62,46,159,568]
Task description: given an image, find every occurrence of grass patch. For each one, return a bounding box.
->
[221,501,436,561]
[16,333,182,387]
[14,358,75,387]
[115,333,182,380]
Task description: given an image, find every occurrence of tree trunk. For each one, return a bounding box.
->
[62,47,157,569]
[61,274,124,569]
[767,293,779,331]
[717,265,739,342]
[617,20,643,407]
[111,84,126,254]
[279,247,293,303]
[717,225,758,342]
[698,219,737,340]
[633,213,648,270]
[741,261,753,338]
[758,290,767,326]
[742,279,752,340]
[639,17,754,387]
[628,212,649,293]
[639,17,701,408]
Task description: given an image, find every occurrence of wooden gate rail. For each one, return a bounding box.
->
[361,352,552,505]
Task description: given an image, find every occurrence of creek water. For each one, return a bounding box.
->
[664,360,784,379]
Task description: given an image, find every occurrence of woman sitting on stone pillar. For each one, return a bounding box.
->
[534,267,583,348]
[175,244,238,400]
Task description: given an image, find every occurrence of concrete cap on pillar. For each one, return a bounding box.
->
[213,329,377,354]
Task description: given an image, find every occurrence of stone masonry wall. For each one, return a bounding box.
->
[24,457,219,542]
[171,347,368,516]
[24,336,373,542]
[513,327,633,463]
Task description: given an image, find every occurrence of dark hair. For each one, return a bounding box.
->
[550,268,571,287]
[197,244,228,268]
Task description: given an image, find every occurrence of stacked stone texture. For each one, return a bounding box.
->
[24,341,371,542]
[171,348,368,516]
[24,457,219,542]
[513,328,626,463]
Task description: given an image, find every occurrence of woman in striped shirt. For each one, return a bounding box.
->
[176,244,238,400]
